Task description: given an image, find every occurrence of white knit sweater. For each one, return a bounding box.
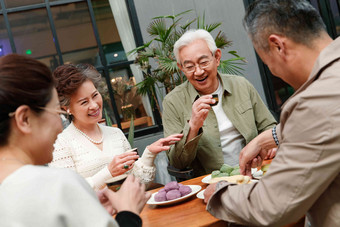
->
[0,165,118,227]
[49,122,156,190]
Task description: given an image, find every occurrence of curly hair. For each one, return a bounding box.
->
[53,64,102,107]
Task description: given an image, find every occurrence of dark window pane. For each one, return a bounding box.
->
[4,0,44,8]
[330,0,340,36]
[108,67,153,132]
[51,2,100,66]
[97,70,120,126]
[7,8,57,69]
[0,15,12,56]
[309,0,320,11]
[271,76,294,108]
[91,0,127,64]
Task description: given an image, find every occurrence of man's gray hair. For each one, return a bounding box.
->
[174,29,217,63]
[243,0,326,51]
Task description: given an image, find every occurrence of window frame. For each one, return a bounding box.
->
[0,0,163,137]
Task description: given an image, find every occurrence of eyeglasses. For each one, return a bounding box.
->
[8,107,68,118]
[40,107,69,116]
[182,58,214,74]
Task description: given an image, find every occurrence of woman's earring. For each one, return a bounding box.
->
[67,109,71,115]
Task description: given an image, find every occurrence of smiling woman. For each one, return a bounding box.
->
[49,63,183,191]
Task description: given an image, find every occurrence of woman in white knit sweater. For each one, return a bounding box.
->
[49,64,182,190]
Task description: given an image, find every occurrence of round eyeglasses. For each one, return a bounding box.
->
[182,58,214,74]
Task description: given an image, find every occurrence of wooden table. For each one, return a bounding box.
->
[140,175,226,227]
[140,174,305,227]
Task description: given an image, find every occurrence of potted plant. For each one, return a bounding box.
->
[128,10,246,116]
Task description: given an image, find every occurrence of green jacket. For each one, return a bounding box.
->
[162,74,277,177]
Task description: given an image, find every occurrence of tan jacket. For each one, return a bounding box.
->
[207,38,340,227]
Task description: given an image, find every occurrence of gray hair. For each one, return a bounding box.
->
[243,0,326,51]
[173,29,217,63]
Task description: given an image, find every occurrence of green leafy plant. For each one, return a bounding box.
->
[103,107,112,126]
[128,115,134,148]
[128,10,246,115]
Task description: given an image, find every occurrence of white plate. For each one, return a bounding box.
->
[201,174,212,184]
[196,189,205,199]
[147,185,202,206]
[202,168,262,184]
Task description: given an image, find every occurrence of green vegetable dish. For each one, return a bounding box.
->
[211,164,241,178]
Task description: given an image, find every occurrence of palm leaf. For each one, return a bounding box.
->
[174,9,193,18]
[197,11,206,29]
[127,39,153,56]
[228,51,247,63]
[204,22,222,32]
[162,20,178,43]
[147,19,167,37]
[135,76,157,96]
[219,59,246,75]
[153,14,175,20]
[152,9,193,20]
[157,57,178,73]
[215,31,232,49]
[180,18,196,30]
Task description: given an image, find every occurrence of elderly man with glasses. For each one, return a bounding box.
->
[162,29,277,177]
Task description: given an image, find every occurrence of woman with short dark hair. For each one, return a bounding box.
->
[0,54,150,227]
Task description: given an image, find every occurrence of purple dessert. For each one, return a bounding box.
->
[158,188,166,193]
[166,189,181,200]
[179,185,192,196]
[154,191,167,202]
[164,181,179,192]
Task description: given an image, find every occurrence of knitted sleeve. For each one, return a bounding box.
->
[116,129,157,184]
[131,148,157,184]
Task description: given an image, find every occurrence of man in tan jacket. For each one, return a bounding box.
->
[204,0,340,226]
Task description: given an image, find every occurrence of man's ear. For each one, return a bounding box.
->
[13,105,33,134]
[268,34,286,57]
[214,49,222,66]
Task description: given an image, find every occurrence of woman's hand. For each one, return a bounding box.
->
[103,175,151,215]
[108,151,140,177]
[97,188,116,216]
[147,134,183,154]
